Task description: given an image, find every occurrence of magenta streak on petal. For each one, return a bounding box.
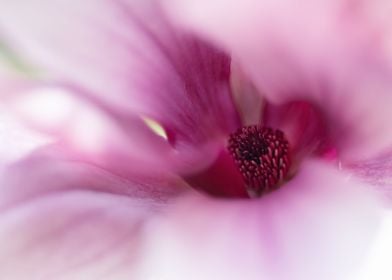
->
[126,5,242,144]
[347,150,392,205]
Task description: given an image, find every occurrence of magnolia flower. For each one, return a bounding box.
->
[0,0,391,279]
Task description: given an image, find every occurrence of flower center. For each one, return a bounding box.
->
[228,125,291,196]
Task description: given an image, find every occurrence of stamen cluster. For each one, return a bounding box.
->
[228,125,290,196]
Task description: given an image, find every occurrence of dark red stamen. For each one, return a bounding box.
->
[228,125,291,196]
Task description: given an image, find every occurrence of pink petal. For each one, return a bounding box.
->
[139,161,382,280]
[0,145,189,211]
[165,0,392,161]
[0,158,381,279]
[0,143,192,278]
[0,190,162,279]
[6,86,187,173]
[0,0,241,172]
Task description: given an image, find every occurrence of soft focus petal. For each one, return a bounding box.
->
[0,137,189,278]
[0,159,381,279]
[0,145,189,210]
[0,191,162,279]
[0,109,49,165]
[3,86,192,175]
[0,142,194,279]
[0,0,241,172]
[166,0,392,161]
[138,161,381,280]
[355,211,392,280]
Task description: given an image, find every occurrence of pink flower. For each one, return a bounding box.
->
[0,0,391,279]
